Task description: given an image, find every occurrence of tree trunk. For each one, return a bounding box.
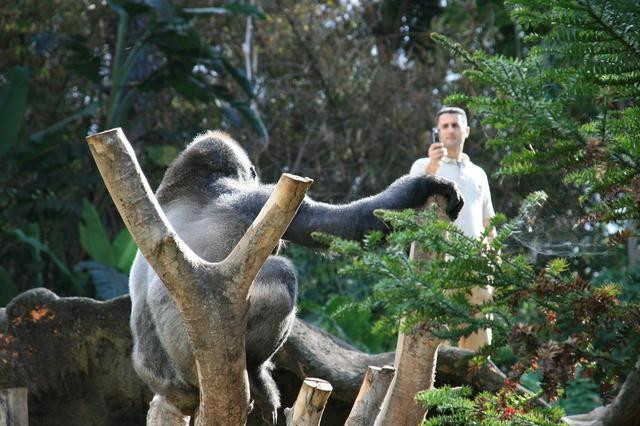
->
[284,378,332,426]
[345,366,395,426]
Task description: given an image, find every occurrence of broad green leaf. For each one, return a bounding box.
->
[30,102,99,143]
[0,66,29,158]
[220,56,255,97]
[170,74,213,102]
[152,28,203,54]
[76,261,129,300]
[221,3,267,19]
[79,199,116,266]
[220,103,243,127]
[113,228,138,272]
[63,36,101,83]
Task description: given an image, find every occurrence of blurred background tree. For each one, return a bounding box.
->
[0,0,519,307]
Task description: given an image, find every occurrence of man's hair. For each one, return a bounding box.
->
[435,106,467,126]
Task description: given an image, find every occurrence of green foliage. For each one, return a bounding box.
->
[0,66,28,158]
[9,227,84,294]
[77,200,136,299]
[102,0,267,135]
[147,145,181,167]
[431,0,640,226]
[284,245,393,352]
[425,0,640,416]
[327,191,640,405]
[557,373,601,416]
[0,0,266,300]
[0,266,19,306]
[78,199,136,273]
[325,192,546,344]
[418,385,565,425]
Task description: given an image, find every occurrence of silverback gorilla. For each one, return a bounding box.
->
[128,131,463,422]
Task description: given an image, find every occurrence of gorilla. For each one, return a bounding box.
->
[128,131,463,422]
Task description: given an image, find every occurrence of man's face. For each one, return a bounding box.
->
[437,113,470,149]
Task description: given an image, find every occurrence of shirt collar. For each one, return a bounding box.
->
[441,153,470,164]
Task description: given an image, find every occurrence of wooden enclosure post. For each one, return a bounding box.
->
[374,196,450,426]
[345,365,395,426]
[0,388,28,426]
[284,378,333,426]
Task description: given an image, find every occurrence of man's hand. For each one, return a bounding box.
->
[426,142,446,174]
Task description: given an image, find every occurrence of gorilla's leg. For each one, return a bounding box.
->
[248,361,280,424]
[245,255,298,423]
[131,298,199,413]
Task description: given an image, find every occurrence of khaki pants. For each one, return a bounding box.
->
[457,285,494,351]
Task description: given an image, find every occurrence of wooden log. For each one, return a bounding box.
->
[0,387,28,426]
[374,196,449,426]
[276,317,526,403]
[285,378,333,426]
[345,365,395,426]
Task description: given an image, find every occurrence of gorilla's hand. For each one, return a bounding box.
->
[419,175,464,221]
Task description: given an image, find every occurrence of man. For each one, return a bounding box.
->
[410,106,495,351]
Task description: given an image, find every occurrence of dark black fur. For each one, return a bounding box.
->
[129,131,463,422]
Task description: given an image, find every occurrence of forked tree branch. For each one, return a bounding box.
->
[86,128,312,425]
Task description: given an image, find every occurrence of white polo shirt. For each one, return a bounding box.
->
[410,154,494,238]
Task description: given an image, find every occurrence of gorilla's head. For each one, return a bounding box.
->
[156,131,257,204]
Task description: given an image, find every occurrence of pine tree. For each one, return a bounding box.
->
[426,0,640,423]
[432,0,640,225]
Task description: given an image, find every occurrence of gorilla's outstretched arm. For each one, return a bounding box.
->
[226,174,463,248]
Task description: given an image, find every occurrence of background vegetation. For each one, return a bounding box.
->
[2,0,638,419]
